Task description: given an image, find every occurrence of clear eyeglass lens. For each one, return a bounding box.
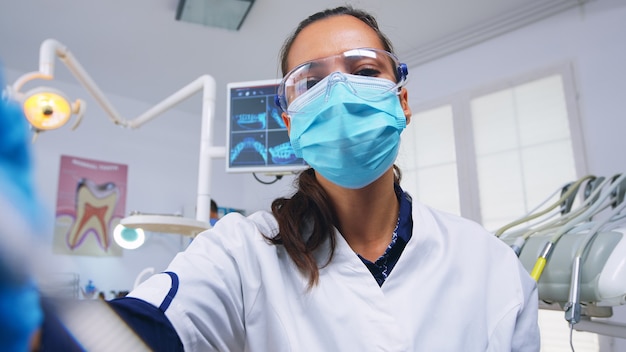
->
[278,48,405,111]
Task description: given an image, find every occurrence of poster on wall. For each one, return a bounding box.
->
[53,155,128,256]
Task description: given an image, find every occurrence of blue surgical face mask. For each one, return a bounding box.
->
[286,73,406,189]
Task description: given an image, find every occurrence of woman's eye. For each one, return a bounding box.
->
[354,68,381,77]
[292,76,321,94]
[306,78,321,89]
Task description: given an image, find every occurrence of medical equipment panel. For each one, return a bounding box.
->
[506,229,626,308]
[226,79,308,174]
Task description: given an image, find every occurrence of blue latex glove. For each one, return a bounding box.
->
[0,75,37,222]
[0,68,44,352]
[0,280,42,351]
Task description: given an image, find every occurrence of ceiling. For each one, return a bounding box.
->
[0,0,586,115]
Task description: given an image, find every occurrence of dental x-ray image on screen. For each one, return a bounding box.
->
[226,79,307,174]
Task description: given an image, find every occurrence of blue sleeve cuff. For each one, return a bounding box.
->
[107,297,184,352]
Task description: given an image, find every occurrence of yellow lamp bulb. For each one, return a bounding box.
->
[23,90,72,130]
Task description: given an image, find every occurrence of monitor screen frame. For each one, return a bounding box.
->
[225,78,308,174]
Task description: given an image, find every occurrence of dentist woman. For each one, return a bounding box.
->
[30,5,540,351]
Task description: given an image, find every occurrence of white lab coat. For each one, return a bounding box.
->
[129,201,540,351]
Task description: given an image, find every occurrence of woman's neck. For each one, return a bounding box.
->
[318,169,400,261]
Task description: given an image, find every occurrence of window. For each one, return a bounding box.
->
[399,63,596,351]
[400,63,586,226]
[470,73,580,230]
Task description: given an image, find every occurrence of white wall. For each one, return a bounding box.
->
[403,0,626,349]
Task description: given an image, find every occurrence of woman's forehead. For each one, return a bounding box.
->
[287,15,384,70]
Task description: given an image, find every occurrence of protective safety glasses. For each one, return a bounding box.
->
[275,48,408,112]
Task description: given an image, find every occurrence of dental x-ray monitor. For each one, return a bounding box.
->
[226,79,307,174]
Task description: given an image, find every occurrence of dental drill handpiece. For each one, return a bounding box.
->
[564,256,582,326]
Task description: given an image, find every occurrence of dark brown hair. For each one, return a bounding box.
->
[278,6,396,77]
[268,6,401,288]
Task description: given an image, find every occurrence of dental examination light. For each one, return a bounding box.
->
[7,75,86,141]
[112,224,145,250]
[21,87,85,137]
[3,39,225,242]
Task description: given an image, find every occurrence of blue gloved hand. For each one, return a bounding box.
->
[0,74,37,222]
[0,279,42,351]
[0,68,44,352]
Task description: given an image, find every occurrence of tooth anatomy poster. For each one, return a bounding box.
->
[53,155,128,256]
